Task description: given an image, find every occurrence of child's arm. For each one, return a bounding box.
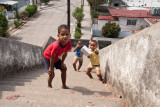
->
[48,55,55,75]
[73,44,79,52]
[73,46,78,52]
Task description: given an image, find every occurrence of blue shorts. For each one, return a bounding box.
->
[43,56,62,72]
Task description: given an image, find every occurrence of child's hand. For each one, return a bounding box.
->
[48,67,54,75]
[76,44,80,48]
[94,49,99,54]
[61,62,67,70]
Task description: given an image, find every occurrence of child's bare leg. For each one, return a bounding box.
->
[73,58,78,71]
[95,69,104,82]
[61,68,69,88]
[78,60,83,71]
[86,68,93,79]
[48,73,54,88]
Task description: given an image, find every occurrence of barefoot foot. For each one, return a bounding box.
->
[48,85,52,88]
[62,86,70,89]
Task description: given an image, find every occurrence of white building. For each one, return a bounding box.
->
[122,0,160,7]
[93,8,160,37]
[0,0,40,19]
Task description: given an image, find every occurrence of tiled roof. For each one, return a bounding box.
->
[108,9,160,19]
[145,18,160,25]
[98,16,119,21]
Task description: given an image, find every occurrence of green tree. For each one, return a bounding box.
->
[88,0,106,8]
[25,5,37,17]
[0,13,8,37]
[74,13,84,23]
[75,26,81,34]
[72,7,84,24]
[15,8,20,20]
[102,22,121,38]
[74,31,82,39]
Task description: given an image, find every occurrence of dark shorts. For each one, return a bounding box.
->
[43,56,62,72]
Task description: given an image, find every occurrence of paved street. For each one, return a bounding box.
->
[9,0,81,47]
[81,0,92,40]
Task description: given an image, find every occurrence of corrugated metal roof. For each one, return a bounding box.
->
[0,0,18,5]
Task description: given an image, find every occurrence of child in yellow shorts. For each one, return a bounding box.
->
[86,40,104,83]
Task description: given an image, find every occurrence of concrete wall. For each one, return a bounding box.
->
[43,36,111,50]
[42,36,56,51]
[70,39,111,50]
[100,22,160,107]
[0,37,44,79]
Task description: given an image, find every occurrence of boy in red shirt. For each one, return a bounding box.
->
[43,24,72,89]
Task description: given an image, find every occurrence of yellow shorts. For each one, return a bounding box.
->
[87,63,100,71]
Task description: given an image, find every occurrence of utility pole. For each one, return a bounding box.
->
[81,0,84,8]
[83,0,84,6]
[67,0,70,31]
[81,0,82,7]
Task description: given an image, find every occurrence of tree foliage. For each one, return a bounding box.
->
[88,0,106,8]
[102,22,121,38]
[15,8,20,20]
[74,31,82,39]
[0,13,8,37]
[72,7,84,23]
[25,5,37,17]
[0,5,5,12]
[40,0,50,4]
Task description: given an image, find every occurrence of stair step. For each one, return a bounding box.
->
[0,52,125,107]
[0,98,123,107]
[1,90,123,107]
[0,81,25,86]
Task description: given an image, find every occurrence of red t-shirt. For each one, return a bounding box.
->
[43,40,72,62]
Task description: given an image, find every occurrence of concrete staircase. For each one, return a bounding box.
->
[0,52,124,107]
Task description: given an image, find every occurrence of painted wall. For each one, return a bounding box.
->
[100,22,160,107]
[119,17,149,32]
[93,17,149,37]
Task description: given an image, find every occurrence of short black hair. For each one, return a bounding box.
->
[58,24,70,34]
[90,40,97,46]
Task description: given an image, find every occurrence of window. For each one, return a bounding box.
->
[127,20,137,25]
[158,0,160,2]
